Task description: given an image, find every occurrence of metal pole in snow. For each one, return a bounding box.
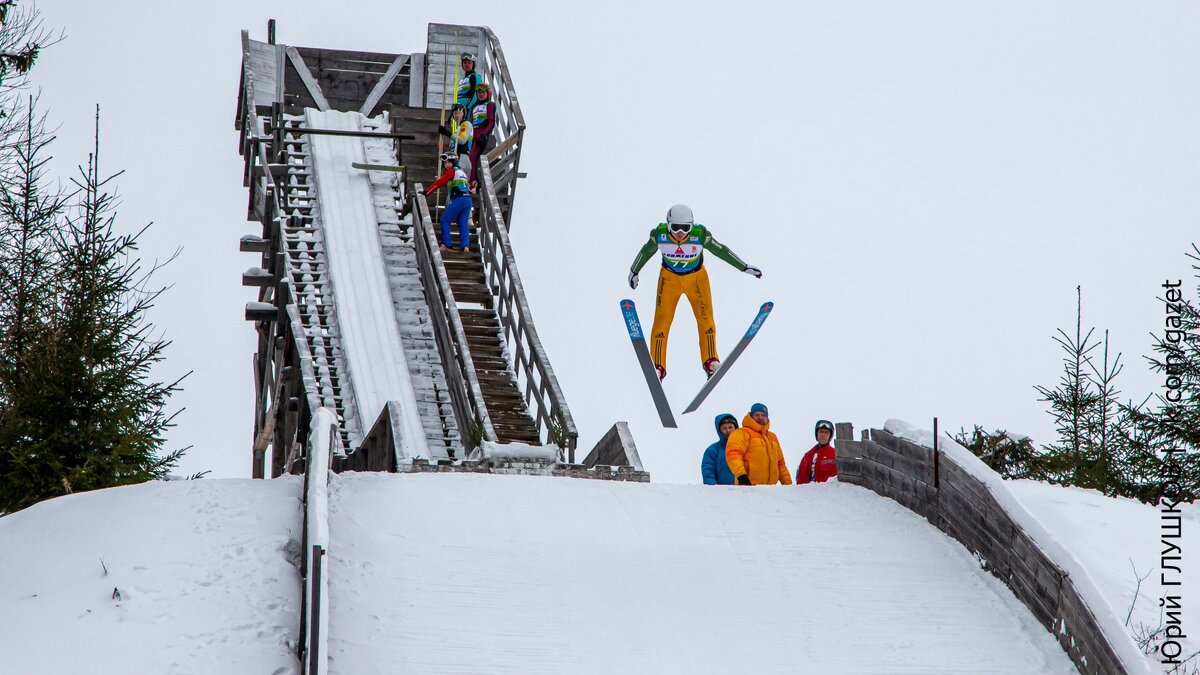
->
[933,417,940,489]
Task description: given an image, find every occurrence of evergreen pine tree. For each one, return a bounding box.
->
[1032,283,1197,502]
[44,110,186,496]
[1124,245,1200,501]
[0,109,186,513]
[955,426,1043,480]
[0,3,59,176]
[0,100,71,512]
[1034,286,1109,489]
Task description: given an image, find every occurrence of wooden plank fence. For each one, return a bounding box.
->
[836,424,1138,675]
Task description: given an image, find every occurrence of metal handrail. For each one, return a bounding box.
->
[477,155,578,461]
[412,189,498,450]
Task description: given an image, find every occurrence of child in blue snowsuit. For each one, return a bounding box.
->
[701,413,739,485]
[422,153,473,252]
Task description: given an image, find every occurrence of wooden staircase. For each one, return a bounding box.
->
[438,221,542,446]
[392,106,440,198]
[394,101,542,447]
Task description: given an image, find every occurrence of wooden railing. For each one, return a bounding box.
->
[343,402,412,472]
[477,155,578,461]
[412,189,498,451]
[582,423,643,472]
[479,27,525,226]
[298,407,336,675]
[836,423,1150,675]
[239,72,333,475]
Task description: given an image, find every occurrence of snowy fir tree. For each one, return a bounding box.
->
[0,100,70,512]
[955,426,1043,480]
[1033,286,1115,491]
[1123,245,1200,501]
[1028,284,1199,502]
[0,2,59,172]
[0,110,186,513]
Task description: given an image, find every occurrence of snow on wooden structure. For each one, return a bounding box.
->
[235,22,604,478]
[836,421,1154,675]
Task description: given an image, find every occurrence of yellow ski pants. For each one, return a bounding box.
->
[650,266,717,370]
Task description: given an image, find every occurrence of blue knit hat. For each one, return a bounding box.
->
[750,402,768,417]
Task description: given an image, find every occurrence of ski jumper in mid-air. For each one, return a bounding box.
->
[627,204,761,380]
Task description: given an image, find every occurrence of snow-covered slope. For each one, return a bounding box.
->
[326,473,1076,674]
[1010,480,1200,664]
[0,479,302,675]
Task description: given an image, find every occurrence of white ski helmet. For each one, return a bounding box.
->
[666,204,694,226]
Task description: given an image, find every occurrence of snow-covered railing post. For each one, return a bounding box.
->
[298,408,335,675]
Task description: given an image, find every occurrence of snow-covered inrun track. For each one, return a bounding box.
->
[325,473,1076,674]
[305,109,430,459]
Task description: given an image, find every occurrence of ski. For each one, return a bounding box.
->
[351,162,406,172]
[620,299,677,428]
[682,301,774,415]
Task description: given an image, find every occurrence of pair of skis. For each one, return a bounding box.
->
[620,299,773,428]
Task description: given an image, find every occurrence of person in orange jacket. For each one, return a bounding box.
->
[797,419,838,484]
[725,403,792,485]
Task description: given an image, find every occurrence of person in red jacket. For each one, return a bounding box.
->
[797,419,838,484]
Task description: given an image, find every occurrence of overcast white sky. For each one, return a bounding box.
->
[29,1,1200,483]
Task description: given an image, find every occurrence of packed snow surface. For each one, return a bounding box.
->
[478,439,560,461]
[0,478,302,675]
[326,472,1076,674]
[1009,479,1200,668]
[885,418,1161,673]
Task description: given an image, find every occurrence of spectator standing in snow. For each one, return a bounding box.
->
[726,403,792,486]
[701,413,739,485]
[468,82,497,187]
[422,152,473,253]
[797,419,838,484]
[438,103,473,177]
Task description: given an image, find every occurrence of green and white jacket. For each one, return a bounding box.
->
[629,223,748,275]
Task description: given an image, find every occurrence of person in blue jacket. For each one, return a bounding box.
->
[701,413,739,485]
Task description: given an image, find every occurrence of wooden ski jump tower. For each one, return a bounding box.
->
[235,23,643,480]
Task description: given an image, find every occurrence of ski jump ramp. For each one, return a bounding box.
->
[236,24,595,478]
[234,23,1145,675]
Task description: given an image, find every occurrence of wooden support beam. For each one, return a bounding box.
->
[408,53,425,107]
[284,126,414,141]
[243,267,275,286]
[360,54,409,117]
[246,301,277,321]
[286,46,330,111]
[240,235,272,253]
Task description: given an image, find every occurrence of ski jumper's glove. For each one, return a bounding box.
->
[628,271,639,289]
[744,265,762,278]
[736,474,752,486]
